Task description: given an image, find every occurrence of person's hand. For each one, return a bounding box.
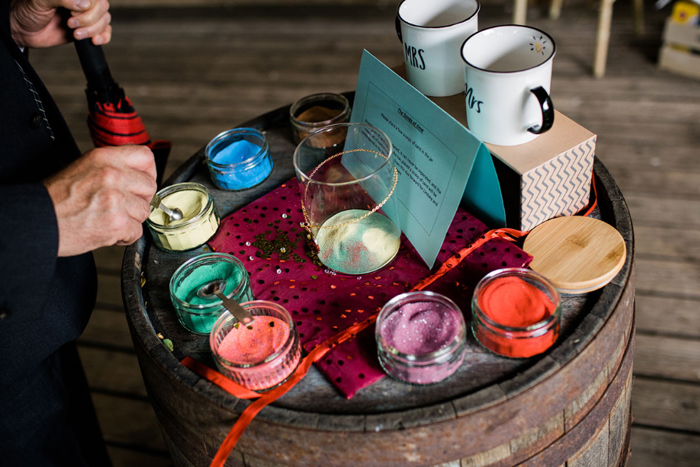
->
[10,0,112,49]
[44,145,157,257]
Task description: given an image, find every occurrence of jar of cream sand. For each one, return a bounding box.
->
[169,253,254,334]
[210,301,301,391]
[147,182,220,252]
[205,128,273,191]
[376,291,467,385]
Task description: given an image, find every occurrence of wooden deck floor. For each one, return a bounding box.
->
[29,2,700,466]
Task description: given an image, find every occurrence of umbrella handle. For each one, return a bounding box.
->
[74,39,115,94]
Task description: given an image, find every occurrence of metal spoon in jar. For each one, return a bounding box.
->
[197,280,255,326]
[150,195,184,223]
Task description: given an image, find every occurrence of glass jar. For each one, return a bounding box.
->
[289,92,351,144]
[472,268,561,359]
[376,291,467,385]
[169,253,254,334]
[209,301,301,391]
[205,128,273,191]
[293,123,401,275]
[146,182,220,252]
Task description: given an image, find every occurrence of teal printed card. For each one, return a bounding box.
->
[351,50,505,268]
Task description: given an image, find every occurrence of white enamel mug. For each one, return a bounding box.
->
[396,0,480,97]
[461,25,556,146]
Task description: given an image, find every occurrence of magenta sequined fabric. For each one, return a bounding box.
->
[208,179,532,398]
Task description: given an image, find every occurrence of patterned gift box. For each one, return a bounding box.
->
[484,111,596,231]
[431,92,596,232]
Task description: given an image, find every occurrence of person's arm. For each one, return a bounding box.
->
[44,145,157,257]
[0,183,60,324]
[0,145,157,324]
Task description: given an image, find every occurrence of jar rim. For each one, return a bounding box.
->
[205,127,270,170]
[472,268,561,333]
[289,92,351,128]
[209,300,298,369]
[169,253,251,312]
[293,123,394,187]
[146,182,215,231]
[375,291,467,362]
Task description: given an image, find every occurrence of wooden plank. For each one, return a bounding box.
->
[93,245,127,273]
[78,346,149,397]
[93,393,168,452]
[107,446,171,467]
[594,143,700,171]
[634,334,700,383]
[631,377,700,433]
[636,294,700,338]
[636,258,700,298]
[599,170,700,198]
[81,308,135,349]
[555,98,700,124]
[625,194,700,228]
[634,225,700,261]
[629,427,700,467]
[98,272,126,310]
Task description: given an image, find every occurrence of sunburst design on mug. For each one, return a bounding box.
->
[529,35,548,55]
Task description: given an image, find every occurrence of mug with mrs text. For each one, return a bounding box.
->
[461,25,556,146]
[396,0,480,97]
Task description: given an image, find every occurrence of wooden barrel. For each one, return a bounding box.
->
[122,98,635,466]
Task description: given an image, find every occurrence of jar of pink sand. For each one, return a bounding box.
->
[209,301,301,391]
[375,291,467,385]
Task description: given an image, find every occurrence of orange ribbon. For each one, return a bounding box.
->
[182,314,377,467]
[182,172,599,466]
[181,227,519,466]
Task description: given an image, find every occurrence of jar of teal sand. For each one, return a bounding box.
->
[169,253,254,334]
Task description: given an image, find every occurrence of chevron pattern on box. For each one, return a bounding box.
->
[520,137,596,231]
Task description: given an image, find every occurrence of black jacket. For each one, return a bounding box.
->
[0,0,96,389]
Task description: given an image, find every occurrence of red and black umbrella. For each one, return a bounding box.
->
[74,39,171,186]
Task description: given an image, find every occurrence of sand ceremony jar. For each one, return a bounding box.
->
[169,253,254,334]
[209,301,301,391]
[376,291,467,385]
[293,123,401,275]
[472,268,561,358]
[147,182,220,252]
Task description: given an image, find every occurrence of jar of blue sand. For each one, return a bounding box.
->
[205,128,273,191]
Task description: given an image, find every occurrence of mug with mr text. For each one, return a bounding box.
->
[461,25,556,146]
[396,0,480,97]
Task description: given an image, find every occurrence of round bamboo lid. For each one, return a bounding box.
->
[522,216,626,294]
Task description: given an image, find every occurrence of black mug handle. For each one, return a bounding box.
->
[527,86,555,134]
[396,16,403,43]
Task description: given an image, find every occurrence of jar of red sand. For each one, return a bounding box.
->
[376,291,467,385]
[471,268,561,359]
[209,301,301,391]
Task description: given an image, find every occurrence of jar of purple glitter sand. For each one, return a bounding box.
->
[375,291,467,385]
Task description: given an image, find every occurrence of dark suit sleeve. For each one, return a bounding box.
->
[0,183,59,323]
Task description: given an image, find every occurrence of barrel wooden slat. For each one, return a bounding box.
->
[520,324,634,466]
[122,98,635,466]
